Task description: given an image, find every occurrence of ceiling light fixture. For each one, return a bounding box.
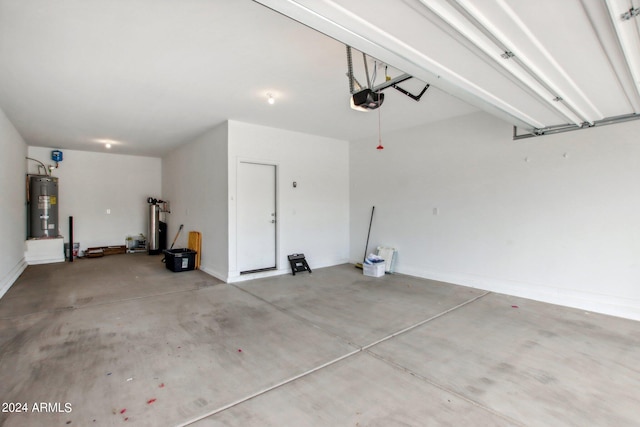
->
[93,138,121,148]
[267,93,275,105]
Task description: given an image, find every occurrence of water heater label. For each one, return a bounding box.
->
[38,196,50,209]
[50,196,57,205]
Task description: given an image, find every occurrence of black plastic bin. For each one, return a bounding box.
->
[164,248,197,272]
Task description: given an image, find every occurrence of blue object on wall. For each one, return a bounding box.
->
[51,150,63,162]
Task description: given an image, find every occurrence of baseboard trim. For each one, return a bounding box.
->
[0,257,28,300]
[397,266,640,322]
[200,266,228,283]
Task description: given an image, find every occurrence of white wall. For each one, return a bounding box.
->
[0,107,28,298]
[161,120,349,282]
[227,120,350,281]
[162,123,229,281]
[27,147,161,252]
[350,111,640,321]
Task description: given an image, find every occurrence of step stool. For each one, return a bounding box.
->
[288,253,312,275]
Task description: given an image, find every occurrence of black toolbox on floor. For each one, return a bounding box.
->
[164,248,197,272]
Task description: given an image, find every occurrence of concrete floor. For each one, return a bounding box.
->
[0,254,638,427]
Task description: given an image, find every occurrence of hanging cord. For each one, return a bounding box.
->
[377,90,384,150]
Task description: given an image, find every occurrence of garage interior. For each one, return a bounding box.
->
[1,0,640,426]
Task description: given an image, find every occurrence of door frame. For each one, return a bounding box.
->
[233,158,279,277]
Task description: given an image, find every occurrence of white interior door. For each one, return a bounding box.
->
[237,162,276,273]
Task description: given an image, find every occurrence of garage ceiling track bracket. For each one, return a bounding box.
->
[513,112,640,140]
[347,46,430,103]
[371,74,430,102]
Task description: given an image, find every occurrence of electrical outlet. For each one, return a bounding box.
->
[106,209,111,215]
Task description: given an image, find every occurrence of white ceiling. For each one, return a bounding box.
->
[0,0,638,157]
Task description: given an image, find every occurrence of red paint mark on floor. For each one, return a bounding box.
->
[147,398,156,404]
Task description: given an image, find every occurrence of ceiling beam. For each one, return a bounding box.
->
[580,0,640,113]
[605,0,640,107]
[435,0,603,125]
[252,0,543,132]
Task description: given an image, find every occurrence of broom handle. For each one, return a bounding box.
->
[170,224,184,250]
[363,206,375,262]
